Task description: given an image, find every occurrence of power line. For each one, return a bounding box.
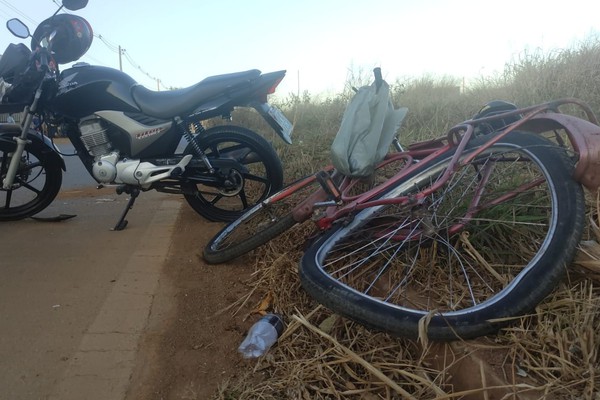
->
[93,34,171,89]
[96,34,120,53]
[0,8,13,21]
[0,0,38,25]
[0,1,172,90]
[93,33,172,89]
[79,53,109,68]
[121,48,171,90]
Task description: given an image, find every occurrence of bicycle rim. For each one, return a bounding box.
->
[300,132,585,339]
[203,175,323,264]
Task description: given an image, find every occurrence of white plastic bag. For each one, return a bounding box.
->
[331,80,407,177]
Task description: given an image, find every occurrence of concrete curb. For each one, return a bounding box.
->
[49,198,181,400]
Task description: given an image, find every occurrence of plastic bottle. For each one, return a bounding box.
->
[238,313,284,358]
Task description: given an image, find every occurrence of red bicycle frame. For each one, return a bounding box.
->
[278,98,600,234]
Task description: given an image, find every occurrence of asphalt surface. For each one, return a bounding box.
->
[0,183,181,399]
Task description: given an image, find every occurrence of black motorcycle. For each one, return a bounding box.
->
[0,0,292,230]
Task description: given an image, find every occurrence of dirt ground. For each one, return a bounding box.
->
[125,205,258,400]
[121,204,529,400]
[122,200,596,400]
[123,206,515,400]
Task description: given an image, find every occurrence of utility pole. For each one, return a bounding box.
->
[118,45,123,72]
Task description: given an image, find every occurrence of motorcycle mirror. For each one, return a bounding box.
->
[6,18,30,39]
[62,0,88,11]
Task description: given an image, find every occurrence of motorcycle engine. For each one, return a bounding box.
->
[79,117,113,157]
[79,117,118,183]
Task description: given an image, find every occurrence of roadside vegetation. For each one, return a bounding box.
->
[211,37,600,399]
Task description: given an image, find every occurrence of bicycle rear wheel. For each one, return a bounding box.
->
[300,132,585,340]
[203,174,323,264]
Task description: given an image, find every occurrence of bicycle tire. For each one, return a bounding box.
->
[204,211,296,264]
[203,175,322,264]
[300,132,585,340]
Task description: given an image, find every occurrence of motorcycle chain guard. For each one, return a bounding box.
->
[113,154,192,188]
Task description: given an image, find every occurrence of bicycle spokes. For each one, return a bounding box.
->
[319,145,554,313]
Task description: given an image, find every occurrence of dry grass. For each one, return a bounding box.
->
[206,38,600,399]
[210,198,600,399]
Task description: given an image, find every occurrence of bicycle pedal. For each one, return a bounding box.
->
[316,170,342,203]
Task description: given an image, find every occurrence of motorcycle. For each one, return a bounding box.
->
[0,0,293,230]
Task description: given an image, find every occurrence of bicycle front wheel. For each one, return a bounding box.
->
[300,132,585,340]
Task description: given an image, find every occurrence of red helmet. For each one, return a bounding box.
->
[31,14,93,64]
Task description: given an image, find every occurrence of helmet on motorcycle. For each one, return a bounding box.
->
[31,14,93,64]
[473,100,520,133]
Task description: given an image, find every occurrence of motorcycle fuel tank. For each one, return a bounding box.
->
[51,63,141,119]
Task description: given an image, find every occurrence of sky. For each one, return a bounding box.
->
[1,0,599,98]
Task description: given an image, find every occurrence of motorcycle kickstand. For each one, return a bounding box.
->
[112,186,140,231]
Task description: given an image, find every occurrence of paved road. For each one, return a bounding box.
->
[54,141,98,189]
[0,172,182,399]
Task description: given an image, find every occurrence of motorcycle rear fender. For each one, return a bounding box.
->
[253,102,293,144]
[0,124,66,171]
[246,70,294,144]
[519,113,600,191]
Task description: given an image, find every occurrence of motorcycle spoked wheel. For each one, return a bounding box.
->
[182,125,284,222]
[0,139,63,221]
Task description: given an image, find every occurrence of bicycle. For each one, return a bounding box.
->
[203,69,600,340]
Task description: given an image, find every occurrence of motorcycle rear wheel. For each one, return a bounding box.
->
[0,139,63,221]
[183,125,284,222]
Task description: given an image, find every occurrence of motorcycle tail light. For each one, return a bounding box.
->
[266,77,284,94]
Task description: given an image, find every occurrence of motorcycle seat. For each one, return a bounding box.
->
[131,69,261,119]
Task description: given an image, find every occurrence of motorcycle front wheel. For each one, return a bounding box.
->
[300,132,585,340]
[183,125,284,222]
[0,138,63,221]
